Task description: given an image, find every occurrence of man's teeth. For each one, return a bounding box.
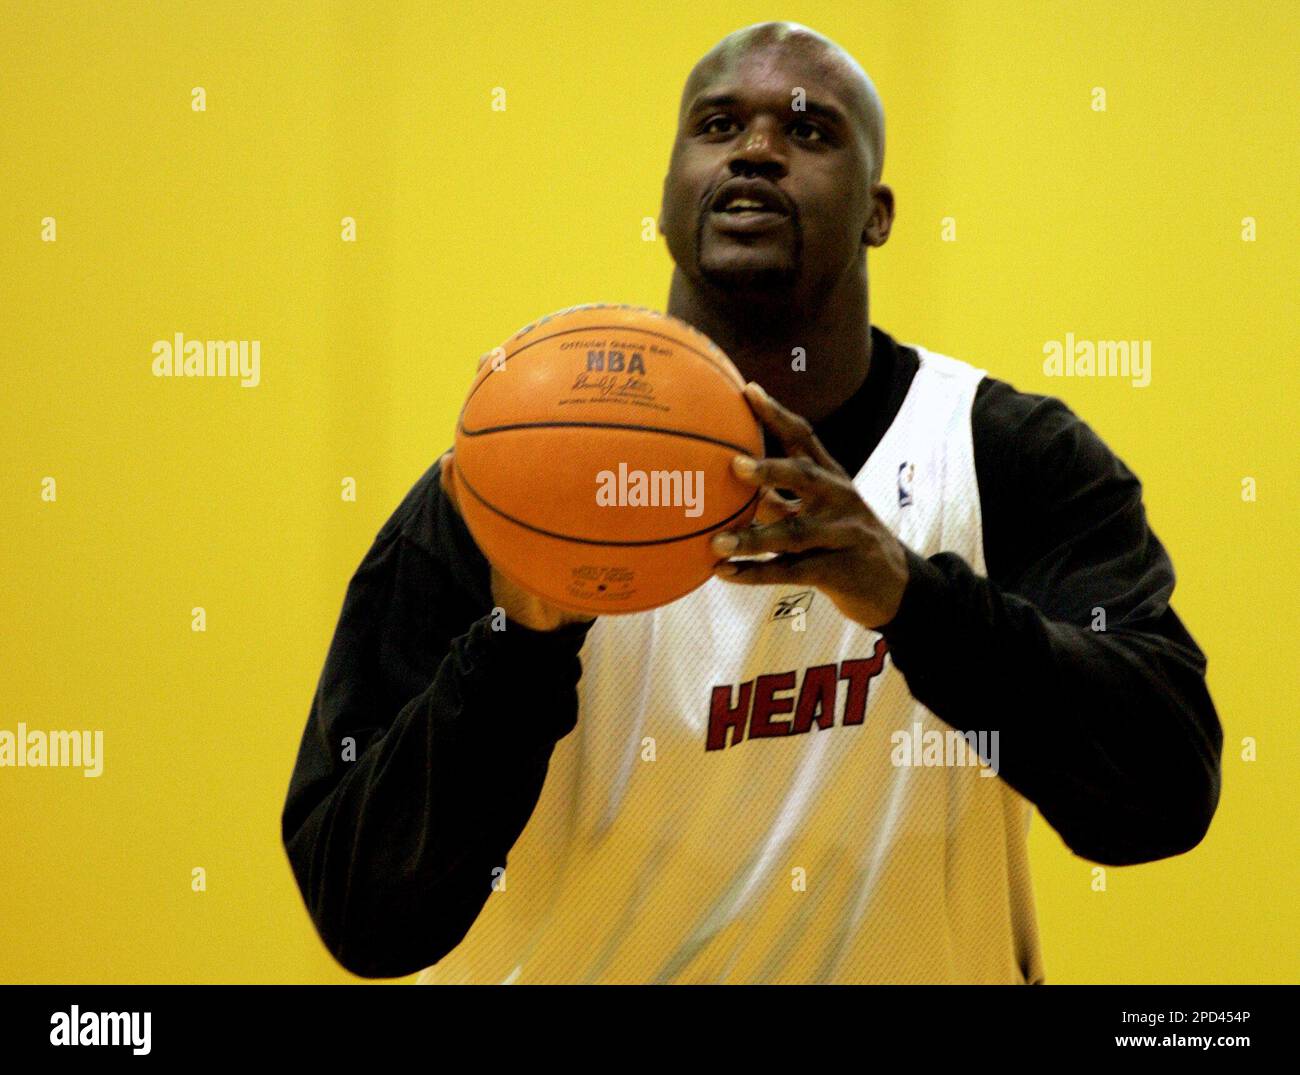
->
[721,198,770,212]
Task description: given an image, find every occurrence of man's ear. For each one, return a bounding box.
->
[862,184,895,247]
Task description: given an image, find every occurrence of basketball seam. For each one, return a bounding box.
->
[455,468,761,547]
[457,420,758,456]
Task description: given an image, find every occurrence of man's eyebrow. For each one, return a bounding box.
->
[686,92,849,130]
[800,98,849,129]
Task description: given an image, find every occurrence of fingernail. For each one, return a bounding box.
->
[733,454,757,477]
[746,381,769,400]
[711,532,738,554]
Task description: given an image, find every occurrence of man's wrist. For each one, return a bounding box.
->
[874,546,947,640]
[484,611,596,657]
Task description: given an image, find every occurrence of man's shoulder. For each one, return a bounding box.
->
[945,368,1156,596]
[376,456,445,548]
[887,332,1104,474]
[970,375,1136,488]
[973,375,1078,442]
[370,454,491,600]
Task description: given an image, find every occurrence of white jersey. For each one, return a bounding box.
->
[417,345,1045,984]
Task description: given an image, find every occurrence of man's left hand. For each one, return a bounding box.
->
[711,381,911,631]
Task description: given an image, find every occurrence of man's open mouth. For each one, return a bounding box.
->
[708,204,790,233]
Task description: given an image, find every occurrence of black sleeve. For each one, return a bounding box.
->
[877,378,1223,866]
[280,457,595,978]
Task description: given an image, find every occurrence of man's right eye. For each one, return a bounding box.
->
[699,115,737,135]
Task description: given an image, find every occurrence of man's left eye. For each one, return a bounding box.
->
[791,122,825,142]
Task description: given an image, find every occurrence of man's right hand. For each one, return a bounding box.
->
[438,449,596,633]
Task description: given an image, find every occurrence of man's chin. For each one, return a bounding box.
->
[699,262,798,295]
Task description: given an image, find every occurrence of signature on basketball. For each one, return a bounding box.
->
[568,372,657,403]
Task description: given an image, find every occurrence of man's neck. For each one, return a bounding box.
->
[665,267,872,425]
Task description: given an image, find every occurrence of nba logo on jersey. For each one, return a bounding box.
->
[897,461,916,507]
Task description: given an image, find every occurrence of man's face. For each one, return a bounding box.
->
[660,45,877,303]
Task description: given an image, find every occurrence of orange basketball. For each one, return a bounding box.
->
[453,303,764,615]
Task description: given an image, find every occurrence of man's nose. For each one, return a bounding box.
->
[727,119,788,178]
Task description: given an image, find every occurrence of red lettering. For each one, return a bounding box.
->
[791,664,839,734]
[839,639,888,725]
[750,672,797,738]
[706,681,752,751]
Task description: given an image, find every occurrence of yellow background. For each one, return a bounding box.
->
[2,0,1295,983]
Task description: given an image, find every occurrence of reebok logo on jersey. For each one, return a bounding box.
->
[771,590,814,620]
[706,638,888,751]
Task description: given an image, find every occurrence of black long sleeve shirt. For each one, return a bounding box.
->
[280,325,1223,978]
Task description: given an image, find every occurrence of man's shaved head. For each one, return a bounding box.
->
[678,21,886,184]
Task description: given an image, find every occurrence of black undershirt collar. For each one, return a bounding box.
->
[762,325,920,480]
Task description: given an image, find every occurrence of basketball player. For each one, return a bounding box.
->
[281,22,1222,983]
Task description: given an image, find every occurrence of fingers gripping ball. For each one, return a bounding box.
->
[453,304,764,615]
